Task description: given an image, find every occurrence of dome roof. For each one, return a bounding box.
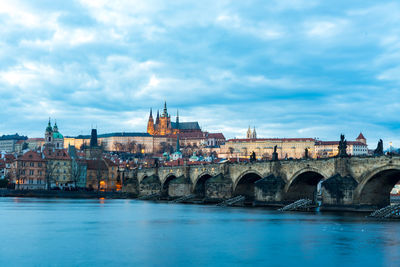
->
[53,132,63,139]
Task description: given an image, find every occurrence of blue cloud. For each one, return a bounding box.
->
[0,0,399,148]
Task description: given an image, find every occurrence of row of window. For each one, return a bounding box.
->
[22,162,43,167]
[18,178,44,184]
[19,170,43,176]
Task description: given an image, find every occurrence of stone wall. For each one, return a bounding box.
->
[254,175,286,202]
[321,174,358,205]
[205,174,232,199]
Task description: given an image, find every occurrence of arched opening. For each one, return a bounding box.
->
[358,169,400,207]
[285,171,325,203]
[234,172,263,201]
[193,174,212,198]
[161,175,177,198]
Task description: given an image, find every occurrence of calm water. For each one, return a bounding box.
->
[0,198,399,267]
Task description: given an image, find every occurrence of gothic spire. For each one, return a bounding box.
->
[149,108,153,118]
[163,101,168,117]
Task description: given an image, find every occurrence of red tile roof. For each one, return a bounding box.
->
[18,151,45,162]
[356,133,366,140]
[27,138,45,142]
[86,160,108,170]
[43,148,71,160]
[227,138,316,142]
[208,133,225,139]
[315,141,367,146]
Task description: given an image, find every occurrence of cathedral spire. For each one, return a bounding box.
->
[147,108,155,135]
[252,126,257,139]
[163,101,168,117]
[246,126,251,139]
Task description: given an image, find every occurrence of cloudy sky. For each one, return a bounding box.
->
[0,0,399,147]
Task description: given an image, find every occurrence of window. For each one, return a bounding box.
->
[29,170,34,175]
[38,163,42,167]
[30,162,34,167]
[29,179,33,184]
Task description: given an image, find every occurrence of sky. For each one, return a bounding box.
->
[0,0,399,148]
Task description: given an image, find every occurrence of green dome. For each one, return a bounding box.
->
[53,132,63,139]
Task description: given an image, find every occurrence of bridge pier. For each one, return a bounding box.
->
[254,175,286,203]
[320,174,358,206]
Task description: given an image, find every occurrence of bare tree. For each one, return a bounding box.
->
[90,146,106,191]
[127,141,136,153]
[113,142,124,152]
[71,159,85,189]
[46,161,59,190]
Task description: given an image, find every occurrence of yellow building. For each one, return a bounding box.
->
[219,138,316,160]
[65,133,155,153]
[43,147,72,188]
[315,133,368,158]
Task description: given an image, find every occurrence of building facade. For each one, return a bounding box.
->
[10,151,46,190]
[219,138,316,160]
[315,133,368,158]
[0,134,28,153]
[43,148,72,189]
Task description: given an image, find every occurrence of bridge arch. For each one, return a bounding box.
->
[284,168,327,202]
[354,165,400,207]
[193,172,214,198]
[233,170,264,201]
[161,174,178,197]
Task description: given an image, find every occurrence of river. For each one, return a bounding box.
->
[0,198,399,266]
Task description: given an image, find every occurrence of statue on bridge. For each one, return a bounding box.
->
[250,151,256,162]
[304,148,309,159]
[374,139,384,156]
[338,134,349,158]
[272,145,278,161]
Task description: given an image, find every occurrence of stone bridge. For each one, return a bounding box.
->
[126,156,400,209]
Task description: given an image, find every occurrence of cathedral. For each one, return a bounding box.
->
[147,102,201,136]
[45,119,64,149]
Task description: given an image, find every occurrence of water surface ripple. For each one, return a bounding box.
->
[0,198,399,267]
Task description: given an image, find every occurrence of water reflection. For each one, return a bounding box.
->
[0,198,399,267]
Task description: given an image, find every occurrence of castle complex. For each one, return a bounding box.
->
[147,102,201,136]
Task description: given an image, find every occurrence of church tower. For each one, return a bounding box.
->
[252,126,257,139]
[45,118,53,144]
[44,119,64,149]
[246,126,252,139]
[356,133,367,144]
[147,108,155,135]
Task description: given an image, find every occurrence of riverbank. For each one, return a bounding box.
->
[0,189,136,199]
